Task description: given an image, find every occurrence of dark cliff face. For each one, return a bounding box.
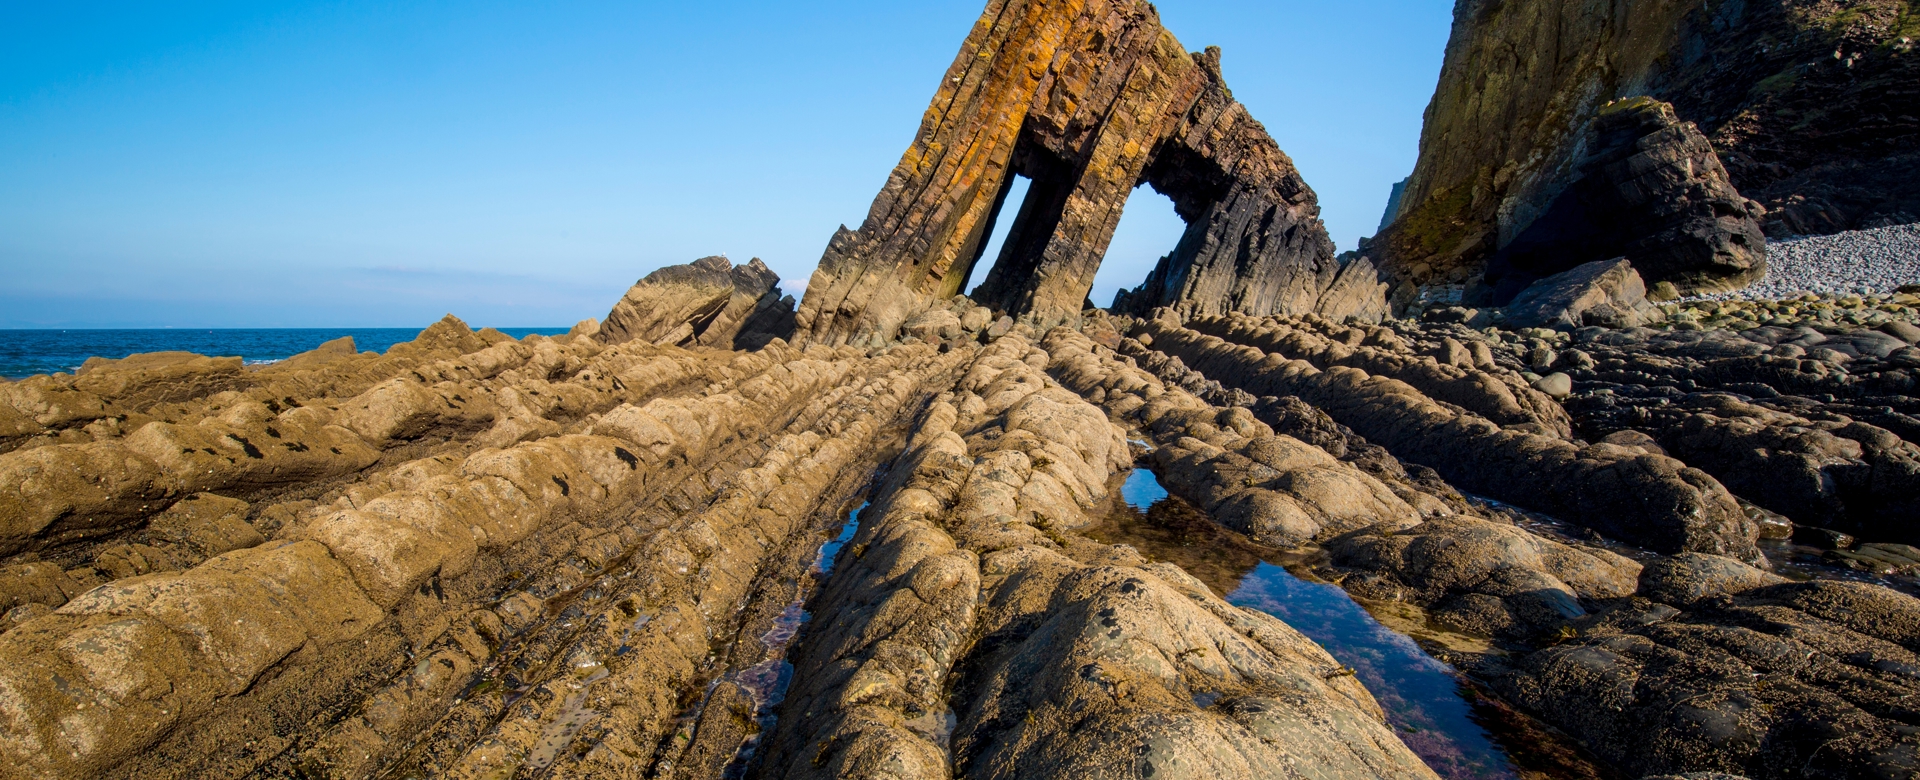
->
[1374,0,1918,301]
[1662,0,1920,235]
[1486,98,1769,301]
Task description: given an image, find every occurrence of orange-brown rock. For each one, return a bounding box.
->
[794,0,1379,347]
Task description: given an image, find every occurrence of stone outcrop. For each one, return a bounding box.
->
[1082,304,1920,777]
[1329,514,1644,642]
[1485,99,1767,299]
[1465,580,1920,778]
[1370,0,1918,302]
[597,255,796,350]
[7,283,1920,780]
[0,323,969,780]
[1132,313,1760,561]
[794,0,1377,347]
[757,336,1437,780]
[12,0,1920,777]
[1503,258,1665,331]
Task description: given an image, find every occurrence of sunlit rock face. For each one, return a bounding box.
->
[597,255,796,350]
[794,0,1383,348]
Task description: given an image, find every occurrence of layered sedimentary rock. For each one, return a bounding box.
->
[794,0,1377,347]
[757,336,1437,780]
[11,0,1920,777]
[8,286,1920,779]
[1131,312,1760,561]
[0,321,970,780]
[598,256,796,350]
[1080,304,1920,777]
[1371,0,1920,301]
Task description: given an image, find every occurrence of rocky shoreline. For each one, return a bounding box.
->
[4,0,1918,777]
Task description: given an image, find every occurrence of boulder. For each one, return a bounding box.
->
[900,308,963,342]
[1485,98,1767,298]
[1637,552,1785,606]
[597,256,794,349]
[1504,258,1664,330]
[1532,372,1572,398]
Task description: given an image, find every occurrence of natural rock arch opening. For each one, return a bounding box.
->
[958,174,1032,300]
[1094,185,1187,310]
[792,0,1387,347]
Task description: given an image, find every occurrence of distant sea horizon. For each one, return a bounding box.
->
[0,327,572,380]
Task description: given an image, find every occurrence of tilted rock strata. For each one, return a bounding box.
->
[0,317,756,578]
[1069,311,1920,777]
[1180,312,1574,437]
[0,319,479,456]
[597,255,797,350]
[1045,327,1435,544]
[0,334,965,779]
[757,336,1436,779]
[0,321,1463,780]
[795,0,1368,346]
[1131,313,1760,561]
[1328,515,1643,643]
[1554,325,1920,541]
[1466,578,1920,778]
[1047,325,1649,644]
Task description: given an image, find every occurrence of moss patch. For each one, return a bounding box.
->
[1388,182,1479,261]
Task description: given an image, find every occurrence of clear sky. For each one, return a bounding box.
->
[0,1,1453,328]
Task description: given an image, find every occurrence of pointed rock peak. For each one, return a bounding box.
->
[398,313,486,355]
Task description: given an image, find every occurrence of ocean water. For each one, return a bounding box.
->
[0,327,572,380]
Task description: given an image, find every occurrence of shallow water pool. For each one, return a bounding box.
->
[1098,468,1610,780]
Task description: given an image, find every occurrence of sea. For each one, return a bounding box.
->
[0,328,572,380]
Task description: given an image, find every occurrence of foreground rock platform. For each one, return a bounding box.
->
[5,288,1918,779]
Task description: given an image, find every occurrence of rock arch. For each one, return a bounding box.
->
[793,0,1385,346]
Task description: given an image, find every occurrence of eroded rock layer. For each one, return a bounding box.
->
[10,285,1920,779]
[597,256,797,350]
[793,0,1378,347]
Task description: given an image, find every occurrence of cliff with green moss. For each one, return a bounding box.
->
[1373,0,1920,304]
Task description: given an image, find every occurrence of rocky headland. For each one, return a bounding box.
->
[2,0,1917,778]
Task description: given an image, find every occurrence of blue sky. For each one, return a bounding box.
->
[0,1,1452,328]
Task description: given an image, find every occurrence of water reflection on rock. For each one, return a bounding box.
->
[1084,468,1617,780]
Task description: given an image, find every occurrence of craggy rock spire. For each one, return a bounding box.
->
[794,0,1382,347]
